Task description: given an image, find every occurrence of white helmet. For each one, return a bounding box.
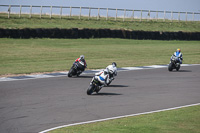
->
[80,55,85,60]
[108,67,114,74]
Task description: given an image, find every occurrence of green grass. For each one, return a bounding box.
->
[0,16,200,32]
[0,38,200,76]
[49,105,200,133]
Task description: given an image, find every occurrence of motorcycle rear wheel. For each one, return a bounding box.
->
[176,65,180,71]
[107,80,112,86]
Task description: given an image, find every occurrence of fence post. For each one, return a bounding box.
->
[29,5,32,18]
[40,6,42,18]
[60,6,62,19]
[148,10,150,21]
[70,6,72,18]
[115,8,117,21]
[140,10,142,22]
[50,6,52,19]
[193,12,194,21]
[79,7,81,19]
[97,8,100,20]
[8,5,11,18]
[156,11,158,21]
[88,7,91,20]
[131,10,134,21]
[123,9,126,22]
[178,12,180,22]
[171,11,173,22]
[163,10,166,22]
[19,5,22,18]
[185,12,187,22]
[199,14,200,21]
[106,8,108,20]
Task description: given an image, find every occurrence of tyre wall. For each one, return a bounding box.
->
[0,28,200,40]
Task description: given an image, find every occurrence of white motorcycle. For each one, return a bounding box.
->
[87,70,109,95]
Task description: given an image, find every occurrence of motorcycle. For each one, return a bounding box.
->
[168,55,181,71]
[68,61,85,77]
[87,77,102,95]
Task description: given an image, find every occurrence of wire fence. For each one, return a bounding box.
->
[0,5,200,22]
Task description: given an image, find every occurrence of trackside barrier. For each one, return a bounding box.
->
[0,28,200,40]
[0,5,200,22]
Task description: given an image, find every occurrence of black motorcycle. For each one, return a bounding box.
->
[87,77,102,95]
[68,61,85,77]
[168,55,181,71]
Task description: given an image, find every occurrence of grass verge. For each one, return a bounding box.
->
[48,105,200,133]
[0,38,200,76]
[0,16,200,32]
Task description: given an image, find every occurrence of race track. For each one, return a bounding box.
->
[0,65,200,133]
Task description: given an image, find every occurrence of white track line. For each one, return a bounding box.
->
[39,103,200,133]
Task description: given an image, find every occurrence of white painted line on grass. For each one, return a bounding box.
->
[39,103,200,133]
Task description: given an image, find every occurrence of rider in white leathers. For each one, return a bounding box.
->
[93,69,110,92]
[91,62,117,92]
[106,62,117,84]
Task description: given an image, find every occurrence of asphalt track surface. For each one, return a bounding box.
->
[0,65,200,133]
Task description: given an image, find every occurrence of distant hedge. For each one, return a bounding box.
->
[0,28,200,40]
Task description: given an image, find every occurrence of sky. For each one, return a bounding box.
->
[0,0,200,13]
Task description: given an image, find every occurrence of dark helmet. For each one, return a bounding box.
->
[112,62,117,67]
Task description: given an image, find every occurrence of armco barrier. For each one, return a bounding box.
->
[0,28,200,40]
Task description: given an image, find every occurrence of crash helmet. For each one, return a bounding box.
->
[80,55,85,60]
[104,68,109,75]
[176,48,181,53]
[108,67,114,74]
[112,62,117,67]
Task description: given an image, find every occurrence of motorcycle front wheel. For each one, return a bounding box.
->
[68,68,73,77]
[168,63,173,71]
[87,84,95,95]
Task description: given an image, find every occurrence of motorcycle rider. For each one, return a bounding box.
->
[74,55,87,74]
[93,68,110,93]
[171,48,183,64]
[106,62,117,84]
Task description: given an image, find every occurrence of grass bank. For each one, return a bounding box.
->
[48,105,200,133]
[0,17,200,32]
[0,38,200,76]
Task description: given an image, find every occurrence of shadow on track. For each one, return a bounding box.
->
[72,75,94,78]
[92,92,122,96]
[106,85,129,87]
[178,70,192,72]
[170,70,192,72]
